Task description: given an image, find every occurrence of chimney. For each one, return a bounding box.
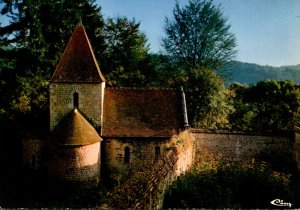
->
[179,86,189,129]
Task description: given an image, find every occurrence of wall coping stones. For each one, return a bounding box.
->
[189,128,290,137]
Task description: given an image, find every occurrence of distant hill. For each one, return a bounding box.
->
[225,61,300,85]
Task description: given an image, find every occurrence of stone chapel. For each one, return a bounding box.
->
[22,24,190,183]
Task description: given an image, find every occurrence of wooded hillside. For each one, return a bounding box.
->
[226,61,300,84]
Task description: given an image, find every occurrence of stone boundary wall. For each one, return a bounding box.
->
[106,130,194,209]
[101,137,171,181]
[22,139,44,170]
[190,129,293,163]
[294,127,300,170]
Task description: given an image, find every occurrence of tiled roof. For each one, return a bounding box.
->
[50,109,101,146]
[102,88,183,137]
[50,24,105,83]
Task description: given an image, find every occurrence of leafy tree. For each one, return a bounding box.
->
[185,67,233,128]
[101,17,152,87]
[229,80,300,131]
[162,0,237,77]
[164,163,298,208]
[0,0,105,77]
[247,80,300,131]
[160,0,237,127]
[0,0,105,138]
[228,82,257,131]
[0,0,161,140]
[145,53,186,87]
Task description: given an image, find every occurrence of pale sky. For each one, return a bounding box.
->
[1,0,300,67]
[98,0,300,67]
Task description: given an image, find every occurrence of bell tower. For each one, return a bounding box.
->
[49,24,105,133]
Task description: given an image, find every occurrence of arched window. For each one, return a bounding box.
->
[73,92,79,108]
[155,146,160,157]
[124,146,130,164]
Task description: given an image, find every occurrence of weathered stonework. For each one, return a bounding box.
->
[104,129,300,209]
[294,126,300,170]
[102,137,171,181]
[107,130,194,209]
[48,142,100,182]
[169,131,194,176]
[191,129,293,163]
[22,139,44,170]
[50,82,105,132]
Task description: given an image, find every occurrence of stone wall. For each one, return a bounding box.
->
[22,139,44,170]
[105,130,194,209]
[107,129,295,209]
[191,129,293,163]
[48,142,100,182]
[102,137,170,183]
[294,127,300,170]
[50,83,105,131]
[171,130,195,176]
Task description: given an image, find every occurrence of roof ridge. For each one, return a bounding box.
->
[105,87,176,90]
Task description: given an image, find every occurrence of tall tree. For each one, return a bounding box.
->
[185,67,233,128]
[161,0,237,127]
[101,17,151,87]
[162,0,237,77]
[0,0,105,138]
[0,0,105,77]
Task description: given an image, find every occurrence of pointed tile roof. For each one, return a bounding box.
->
[50,109,101,146]
[50,24,105,83]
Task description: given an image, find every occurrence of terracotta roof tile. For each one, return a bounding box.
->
[50,24,105,83]
[102,88,184,137]
[50,109,101,146]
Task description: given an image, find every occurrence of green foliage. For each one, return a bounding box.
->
[10,73,48,113]
[0,0,104,75]
[162,0,237,78]
[0,0,105,139]
[1,0,299,135]
[164,162,299,208]
[229,80,300,131]
[101,17,152,87]
[160,0,237,128]
[143,54,186,87]
[228,82,257,130]
[258,146,297,174]
[184,67,233,128]
[0,0,104,102]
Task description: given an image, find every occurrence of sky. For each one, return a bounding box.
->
[98,0,300,67]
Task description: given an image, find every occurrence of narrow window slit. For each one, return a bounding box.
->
[73,92,79,108]
[124,146,130,163]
